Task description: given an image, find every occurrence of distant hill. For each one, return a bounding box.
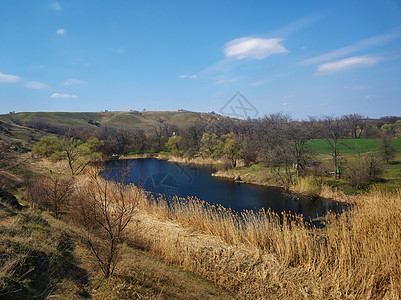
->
[0,111,225,130]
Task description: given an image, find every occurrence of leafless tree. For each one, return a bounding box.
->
[26,174,75,219]
[287,121,313,177]
[72,166,139,278]
[150,118,177,151]
[321,116,351,179]
[180,120,208,153]
[343,113,365,139]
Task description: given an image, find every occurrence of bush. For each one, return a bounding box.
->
[344,153,382,189]
[26,174,75,219]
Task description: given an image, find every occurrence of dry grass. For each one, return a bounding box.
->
[124,186,401,299]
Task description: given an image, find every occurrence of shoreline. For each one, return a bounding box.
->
[116,154,351,203]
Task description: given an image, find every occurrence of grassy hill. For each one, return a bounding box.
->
[0,118,48,151]
[0,110,224,130]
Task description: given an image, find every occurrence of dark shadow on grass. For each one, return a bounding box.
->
[0,223,90,299]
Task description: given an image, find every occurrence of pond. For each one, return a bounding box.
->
[102,158,347,222]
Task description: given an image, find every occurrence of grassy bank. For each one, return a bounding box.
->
[0,195,234,299]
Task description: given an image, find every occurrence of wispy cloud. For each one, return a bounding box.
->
[344,85,371,90]
[250,80,268,87]
[269,14,324,38]
[214,78,240,85]
[63,78,86,85]
[50,93,78,99]
[51,2,61,10]
[179,74,197,79]
[56,28,66,35]
[317,55,381,74]
[224,37,287,60]
[0,72,21,83]
[300,27,401,65]
[25,81,49,89]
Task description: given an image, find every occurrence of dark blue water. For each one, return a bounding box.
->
[102,158,346,220]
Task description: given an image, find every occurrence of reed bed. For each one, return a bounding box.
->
[126,185,400,298]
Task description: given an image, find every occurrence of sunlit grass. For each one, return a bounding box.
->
[128,185,401,298]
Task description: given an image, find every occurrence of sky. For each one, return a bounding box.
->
[0,0,400,120]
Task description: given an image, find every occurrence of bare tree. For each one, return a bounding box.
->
[287,121,313,177]
[72,166,139,278]
[321,116,351,179]
[26,174,75,219]
[181,120,208,153]
[343,113,365,139]
[131,129,148,153]
[150,118,177,151]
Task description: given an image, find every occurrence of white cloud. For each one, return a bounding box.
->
[50,93,78,99]
[52,2,61,10]
[317,55,381,73]
[282,102,288,106]
[224,37,287,60]
[300,27,401,65]
[25,81,49,89]
[56,28,66,35]
[189,74,197,79]
[64,78,86,85]
[0,72,21,83]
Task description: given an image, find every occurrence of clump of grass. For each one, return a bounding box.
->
[292,176,347,201]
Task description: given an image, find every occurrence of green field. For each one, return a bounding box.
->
[307,138,401,154]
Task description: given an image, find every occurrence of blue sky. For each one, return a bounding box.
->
[1,0,400,120]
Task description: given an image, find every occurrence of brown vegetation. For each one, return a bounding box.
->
[70,168,140,278]
[126,187,401,299]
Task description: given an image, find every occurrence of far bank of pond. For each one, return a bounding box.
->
[103,158,348,222]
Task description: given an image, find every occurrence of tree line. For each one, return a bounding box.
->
[29,113,399,189]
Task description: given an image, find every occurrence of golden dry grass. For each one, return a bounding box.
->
[123,186,401,299]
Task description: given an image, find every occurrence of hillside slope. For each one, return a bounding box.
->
[0,111,224,129]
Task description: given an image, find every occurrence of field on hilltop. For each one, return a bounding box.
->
[0,110,223,129]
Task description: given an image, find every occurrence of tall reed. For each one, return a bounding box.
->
[122,182,400,298]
